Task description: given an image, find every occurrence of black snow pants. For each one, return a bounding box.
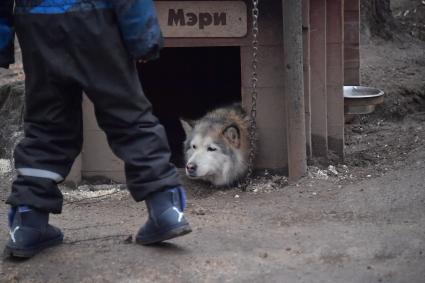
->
[6,10,181,214]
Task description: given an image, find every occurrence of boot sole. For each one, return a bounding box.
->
[3,235,64,258]
[136,224,192,245]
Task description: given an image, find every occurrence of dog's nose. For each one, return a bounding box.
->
[186,163,197,174]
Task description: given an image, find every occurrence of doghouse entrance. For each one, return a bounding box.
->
[137,47,242,167]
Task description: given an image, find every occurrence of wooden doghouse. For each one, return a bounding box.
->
[67,0,361,183]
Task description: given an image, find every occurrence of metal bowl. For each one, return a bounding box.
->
[344,86,384,115]
[344,86,384,99]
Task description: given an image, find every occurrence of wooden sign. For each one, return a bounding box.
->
[155,1,248,38]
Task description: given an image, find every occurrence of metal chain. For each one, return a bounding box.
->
[242,0,259,190]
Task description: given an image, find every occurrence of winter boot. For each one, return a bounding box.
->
[4,206,63,258]
[136,187,192,245]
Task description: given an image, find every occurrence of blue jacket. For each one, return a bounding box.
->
[0,0,163,68]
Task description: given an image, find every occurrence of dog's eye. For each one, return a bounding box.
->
[207,146,217,152]
[192,145,197,149]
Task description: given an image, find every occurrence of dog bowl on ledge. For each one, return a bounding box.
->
[344,86,384,115]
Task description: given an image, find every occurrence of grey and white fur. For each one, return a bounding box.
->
[181,104,250,187]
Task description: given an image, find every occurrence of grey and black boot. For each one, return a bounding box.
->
[4,206,63,258]
[136,187,192,245]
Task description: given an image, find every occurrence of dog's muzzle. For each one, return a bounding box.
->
[186,163,197,177]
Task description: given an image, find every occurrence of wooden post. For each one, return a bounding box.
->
[241,1,288,173]
[326,0,345,158]
[310,0,328,158]
[283,0,307,181]
[303,0,312,159]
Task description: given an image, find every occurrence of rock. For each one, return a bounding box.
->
[192,208,207,216]
[259,252,268,259]
[123,235,133,244]
[0,159,12,174]
[328,165,338,176]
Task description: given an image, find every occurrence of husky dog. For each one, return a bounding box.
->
[181,104,250,187]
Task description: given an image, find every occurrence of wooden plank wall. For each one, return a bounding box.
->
[303,0,312,159]
[241,1,288,173]
[307,0,345,161]
[344,0,360,85]
[326,0,345,158]
[309,0,328,158]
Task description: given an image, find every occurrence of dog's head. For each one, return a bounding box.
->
[181,119,242,186]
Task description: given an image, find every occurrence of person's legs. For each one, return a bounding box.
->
[7,12,85,213]
[74,10,191,243]
[4,13,84,258]
[7,80,83,213]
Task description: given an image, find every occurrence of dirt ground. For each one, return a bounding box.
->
[1,3,425,282]
[1,158,425,283]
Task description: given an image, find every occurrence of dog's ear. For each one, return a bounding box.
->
[223,125,241,148]
[180,119,195,137]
